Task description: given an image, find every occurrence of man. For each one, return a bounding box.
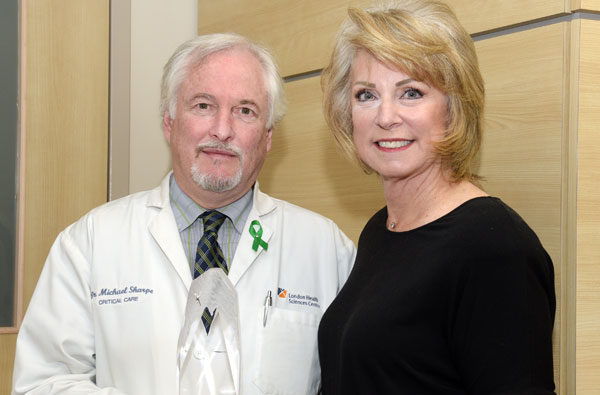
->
[12,33,356,395]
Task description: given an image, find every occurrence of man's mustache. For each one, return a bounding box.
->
[194,141,243,158]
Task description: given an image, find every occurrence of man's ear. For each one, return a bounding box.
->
[163,111,173,143]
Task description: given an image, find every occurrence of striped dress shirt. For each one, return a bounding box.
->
[169,174,253,274]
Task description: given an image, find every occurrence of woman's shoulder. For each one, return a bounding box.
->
[445,197,550,264]
[449,196,532,235]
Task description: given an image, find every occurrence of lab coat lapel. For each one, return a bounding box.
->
[148,174,192,290]
[227,186,276,286]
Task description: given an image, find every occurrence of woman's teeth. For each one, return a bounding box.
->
[377,140,412,148]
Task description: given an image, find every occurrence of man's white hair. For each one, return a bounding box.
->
[160,33,286,129]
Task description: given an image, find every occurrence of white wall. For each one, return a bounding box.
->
[111,0,197,198]
[130,0,198,193]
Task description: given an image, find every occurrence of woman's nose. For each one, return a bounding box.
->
[375,100,402,130]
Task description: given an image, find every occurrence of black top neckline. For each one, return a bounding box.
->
[384,196,498,234]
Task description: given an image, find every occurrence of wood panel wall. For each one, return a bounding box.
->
[0,1,109,393]
[198,0,568,78]
[576,17,600,394]
[199,0,600,393]
[579,0,600,11]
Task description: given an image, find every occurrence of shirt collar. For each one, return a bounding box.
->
[169,174,253,234]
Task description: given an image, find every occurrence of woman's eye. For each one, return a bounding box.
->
[402,88,423,99]
[355,89,376,101]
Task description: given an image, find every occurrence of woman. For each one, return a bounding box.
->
[317,1,556,394]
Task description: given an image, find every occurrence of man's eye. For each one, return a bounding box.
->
[196,103,209,109]
[235,107,257,119]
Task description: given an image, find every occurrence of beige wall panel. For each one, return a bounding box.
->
[258,76,384,244]
[198,0,567,77]
[562,17,579,395]
[576,18,600,394]
[475,23,564,384]
[198,0,369,77]
[578,0,600,11]
[0,334,17,392]
[0,1,110,393]
[24,0,109,307]
[452,0,566,34]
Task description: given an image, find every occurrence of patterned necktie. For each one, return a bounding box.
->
[194,210,228,279]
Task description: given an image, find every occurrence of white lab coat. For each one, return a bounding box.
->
[12,174,356,395]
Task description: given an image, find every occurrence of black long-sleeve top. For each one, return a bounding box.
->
[318,197,556,395]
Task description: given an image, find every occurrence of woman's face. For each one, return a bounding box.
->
[350,50,448,182]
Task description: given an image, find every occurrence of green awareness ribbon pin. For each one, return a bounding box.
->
[249,220,268,252]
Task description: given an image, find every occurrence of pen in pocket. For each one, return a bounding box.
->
[263,290,272,327]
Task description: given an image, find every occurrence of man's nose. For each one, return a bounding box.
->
[211,109,234,141]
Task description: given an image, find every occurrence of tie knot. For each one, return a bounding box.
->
[200,210,226,234]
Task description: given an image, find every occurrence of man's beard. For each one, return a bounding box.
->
[190,141,243,193]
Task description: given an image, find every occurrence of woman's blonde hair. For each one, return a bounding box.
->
[322,0,484,181]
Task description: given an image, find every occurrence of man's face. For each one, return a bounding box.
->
[163,48,272,207]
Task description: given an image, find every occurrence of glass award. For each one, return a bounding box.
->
[178,268,241,395]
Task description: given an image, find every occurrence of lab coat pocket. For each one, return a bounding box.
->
[253,307,320,395]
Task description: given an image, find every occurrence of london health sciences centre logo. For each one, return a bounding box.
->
[276,287,320,308]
